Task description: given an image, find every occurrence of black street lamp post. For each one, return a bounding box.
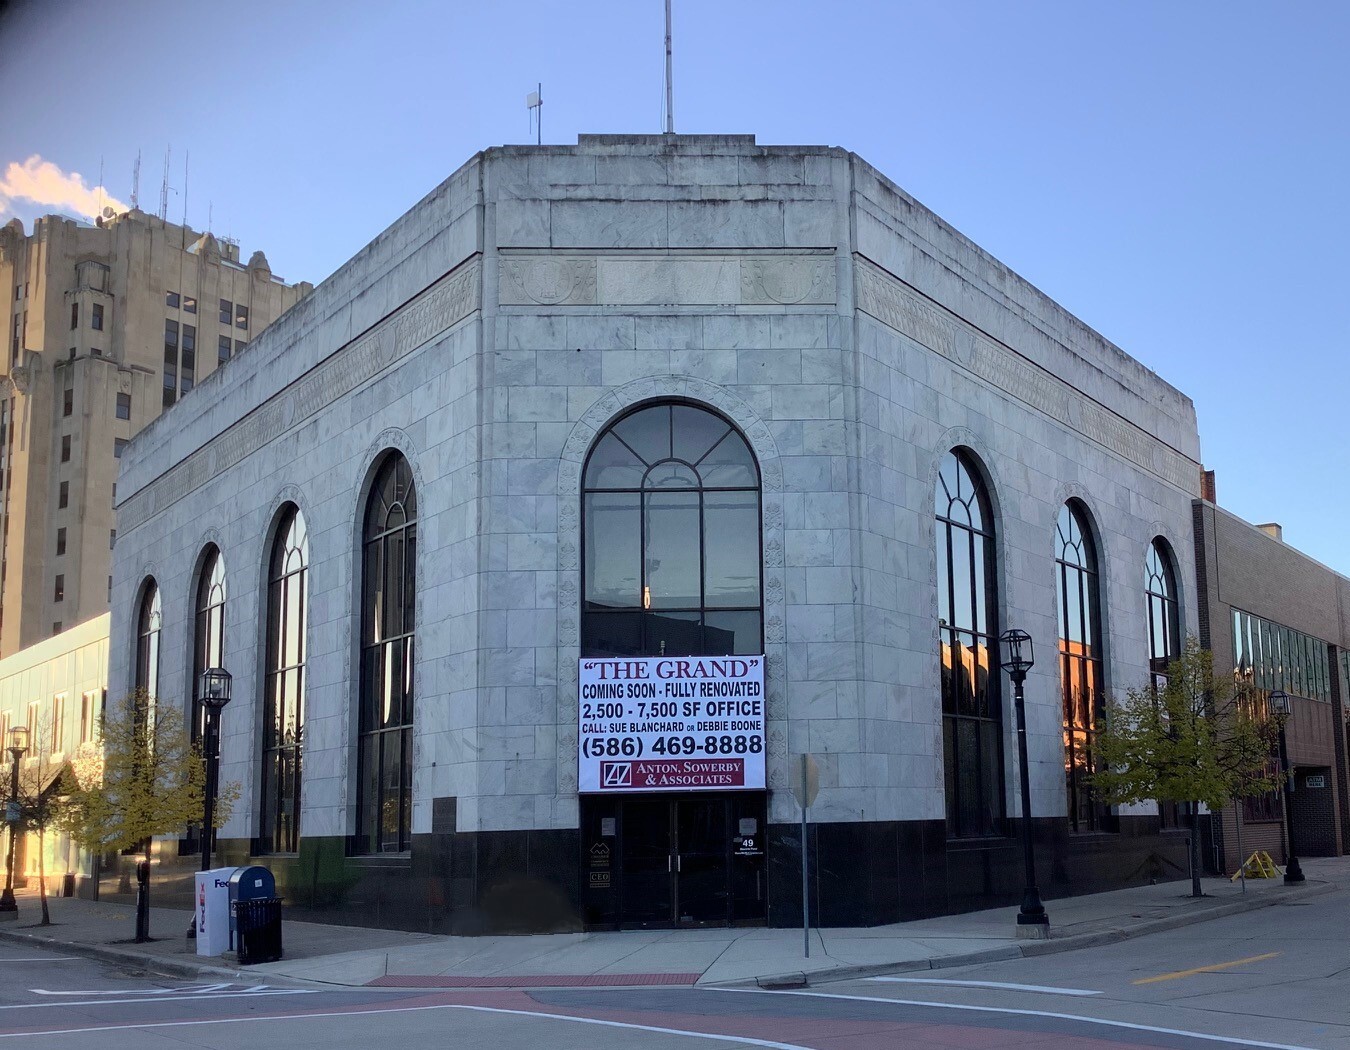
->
[0,726,30,916]
[1000,628,1049,935]
[198,668,233,873]
[187,668,232,941]
[1268,690,1305,884]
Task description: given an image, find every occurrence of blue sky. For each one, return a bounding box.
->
[2,1,1347,573]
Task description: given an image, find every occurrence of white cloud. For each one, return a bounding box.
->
[0,155,128,223]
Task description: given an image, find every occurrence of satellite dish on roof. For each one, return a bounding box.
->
[101,206,116,219]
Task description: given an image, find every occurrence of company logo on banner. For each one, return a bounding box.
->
[578,656,765,793]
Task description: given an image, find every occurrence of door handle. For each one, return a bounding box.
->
[671,854,681,873]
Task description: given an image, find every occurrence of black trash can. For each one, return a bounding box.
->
[227,866,277,951]
[231,897,283,965]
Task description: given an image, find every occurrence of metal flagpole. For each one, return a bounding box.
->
[664,0,675,133]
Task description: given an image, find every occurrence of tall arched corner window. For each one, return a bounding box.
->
[357,454,416,854]
[261,506,308,854]
[192,547,227,741]
[581,401,762,659]
[1146,540,1181,690]
[935,450,1003,839]
[1146,538,1183,828]
[134,579,162,700]
[1056,502,1111,833]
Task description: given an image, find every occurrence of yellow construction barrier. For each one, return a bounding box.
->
[1231,850,1280,880]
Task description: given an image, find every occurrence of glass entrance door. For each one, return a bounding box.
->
[584,792,766,929]
[617,797,673,926]
[674,799,730,925]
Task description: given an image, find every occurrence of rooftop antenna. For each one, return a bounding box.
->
[130,150,141,211]
[97,156,105,218]
[664,0,675,134]
[526,83,542,145]
[208,200,213,232]
[159,146,170,221]
[182,150,190,230]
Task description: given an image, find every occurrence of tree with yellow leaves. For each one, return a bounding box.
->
[1091,639,1282,898]
[60,690,237,942]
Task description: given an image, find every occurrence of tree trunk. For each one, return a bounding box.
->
[37,828,49,925]
[1190,800,1203,898]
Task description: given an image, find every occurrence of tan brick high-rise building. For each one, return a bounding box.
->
[0,209,311,656]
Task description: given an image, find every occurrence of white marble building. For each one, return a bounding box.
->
[108,135,1200,933]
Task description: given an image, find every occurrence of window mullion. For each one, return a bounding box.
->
[698,489,707,650]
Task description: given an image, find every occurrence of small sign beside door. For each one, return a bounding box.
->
[588,841,612,891]
[1306,775,1327,788]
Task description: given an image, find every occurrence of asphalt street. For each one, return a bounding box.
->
[2,881,1348,1049]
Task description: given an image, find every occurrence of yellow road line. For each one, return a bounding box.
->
[1133,951,1282,985]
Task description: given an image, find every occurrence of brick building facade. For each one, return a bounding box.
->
[1192,499,1350,873]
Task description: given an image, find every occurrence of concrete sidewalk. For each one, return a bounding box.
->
[0,858,1339,989]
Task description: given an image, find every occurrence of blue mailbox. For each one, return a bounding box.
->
[227,866,276,949]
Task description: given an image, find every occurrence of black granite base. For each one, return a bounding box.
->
[98,814,1198,935]
[95,829,583,935]
[766,814,1200,927]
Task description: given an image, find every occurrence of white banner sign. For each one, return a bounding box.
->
[578,655,765,793]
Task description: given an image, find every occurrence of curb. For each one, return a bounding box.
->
[722,880,1334,989]
[1,880,1333,991]
[0,923,261,984]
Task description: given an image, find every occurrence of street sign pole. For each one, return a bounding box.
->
[801,754,809,958]
[793,753,819,959]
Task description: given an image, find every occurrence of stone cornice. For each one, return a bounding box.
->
[118,258,481,531]
[854,257,1198,493]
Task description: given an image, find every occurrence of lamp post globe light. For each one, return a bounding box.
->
[999,628,1049,935]
[1268,689,1305,884]
[199,668,232,873]
[0,724,31,916]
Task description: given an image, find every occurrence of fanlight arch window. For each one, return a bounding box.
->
[1146,538,1184,827]
[581,402,762,658]
[134,579,161,699]
[1146,540,1180,689]
[357,454,416,854]
[261,506,308,854]
[1056,502,1109,833]
[935,449,1003,839]
[192,547,227,739]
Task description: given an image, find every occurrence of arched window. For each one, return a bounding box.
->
[1056,502,1108,833]
[135,580,161,698]
[262,507,307,854]
[1146,539,1183,828]
[192,547,227,740]
[935,450,1002,838]
[1146,540,1180,690]
[581,402,761,658]
[358,454,416,854]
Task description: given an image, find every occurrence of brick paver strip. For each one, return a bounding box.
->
[366,973,702,988]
